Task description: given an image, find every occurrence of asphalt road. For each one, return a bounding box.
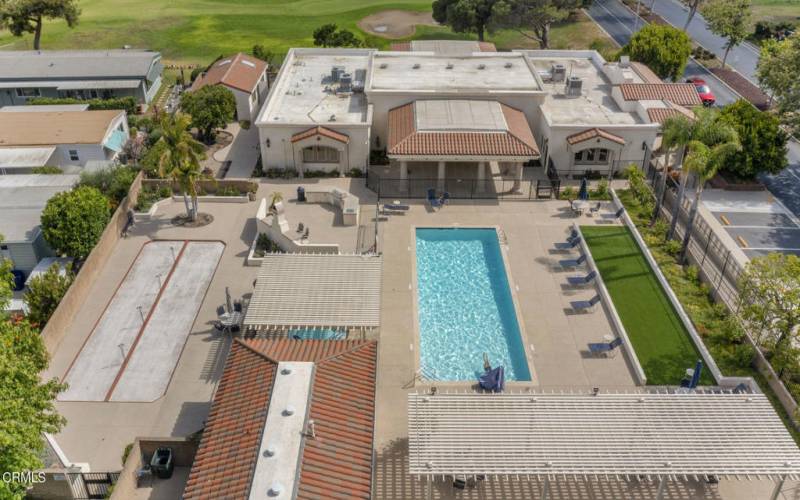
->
[587,0,800,218]
[649,0,760,82]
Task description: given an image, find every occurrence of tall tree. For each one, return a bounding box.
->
[652,113,692,224]
[24,263,73,328]
[180,85,236,142]
[738,253,800,351]
[622,24,692,81]
[678,135,740,261]
[491,0,580,49]
[756,33,800,135]
[0,236,65,499]
[0,0,80,50]
[157,113,204,221]
[682,0,704,30]
[666,107,738,240]
[312,23,363,48]
[432,0,498,41]
[701,0,752,67]
[41,186,111,260]
[719,100,788,179]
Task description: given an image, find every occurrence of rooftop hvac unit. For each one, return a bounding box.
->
[338,72,353,93]
[331,65,346,82]
[565,76,583,97]
[551,63,566,83]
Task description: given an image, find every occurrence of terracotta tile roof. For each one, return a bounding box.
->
[566,127,626,146]
[619,83,701,106]
[184,339,377,500]
[191,53,267,94]
[387,102,539,157]
[390,42,411,51]
[629,62,663,84]
[291,126,349,144]
[647,104,695,124]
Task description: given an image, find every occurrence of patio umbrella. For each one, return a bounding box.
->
[689,359,703,389]
[225,286,233,314]
[578,178,589,201]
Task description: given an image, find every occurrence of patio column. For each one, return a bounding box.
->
[476,161,486,193]
[400,161,408,192]
[771,478,786,500]
[513,162,524,192]
[655,478,667,500]
[541,477,549,500]
[437,161,446,192]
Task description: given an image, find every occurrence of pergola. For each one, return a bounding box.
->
[408,390,800,499]
[243,253,382,334]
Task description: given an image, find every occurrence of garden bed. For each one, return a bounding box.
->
[246,232,284,267]
[708,68,770,110]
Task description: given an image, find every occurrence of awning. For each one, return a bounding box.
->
[103,129,128,153]
[0,146,56,168]
[243,254,382,330]
[408,390,800,481]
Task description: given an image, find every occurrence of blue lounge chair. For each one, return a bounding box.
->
[441,192,450,205]
[559,254,587,268]
[571,294,601,311]
[603,207,625,219]
[554,237,581,250]
[566,228,579,242]
[567,270,597,286]
[588,337,623,356]
[479,365,505,392]
[427,188,441,208]
[383,203,410,213]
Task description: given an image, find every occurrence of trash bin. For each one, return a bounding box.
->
[11,270,25,291]
[150,447,174,479]
[297,186,306,202]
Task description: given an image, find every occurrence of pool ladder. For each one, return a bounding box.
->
[497,229,509,246]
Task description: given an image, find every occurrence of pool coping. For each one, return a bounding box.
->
[409,224,538,388]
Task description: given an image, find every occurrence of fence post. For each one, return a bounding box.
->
[700,226,712,267]
[716,251,731,302]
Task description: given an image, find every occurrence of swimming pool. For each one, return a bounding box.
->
[415,228,531,381]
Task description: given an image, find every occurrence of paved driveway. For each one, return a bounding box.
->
[213,122,260,178]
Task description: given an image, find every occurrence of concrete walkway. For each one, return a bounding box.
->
[215,122,260,179]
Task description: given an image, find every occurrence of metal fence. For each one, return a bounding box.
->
[366,170,561,201]
[648,163,743,311]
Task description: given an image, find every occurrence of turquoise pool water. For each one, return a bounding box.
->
[415,228,531,381]
[288,328,346,340]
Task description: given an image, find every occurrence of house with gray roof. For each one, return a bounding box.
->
[0,49,163,107]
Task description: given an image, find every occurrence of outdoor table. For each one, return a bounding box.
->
[219,311,242,333]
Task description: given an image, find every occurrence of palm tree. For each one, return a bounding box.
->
[652,114,692,224]
[678,138,740,262]
[157,113,204,221]
[666,107,738,240]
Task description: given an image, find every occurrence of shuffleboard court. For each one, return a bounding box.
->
[109,241,224,402]
[60,241,184,402]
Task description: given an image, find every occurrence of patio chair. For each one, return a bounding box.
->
[602,207,625,219]
[296,222,304,233]
[567,270,597,286]
[441,192,450,205]
[558,254,587,268]
[589,202,601,216]
[427,188,441,208]
[216,305,226,317]
[588,337,623,356]
[302,227,309,240]
[566,228,579,242]
[383,203,410,214]
[554,237,581,250]
[570,294,601,312]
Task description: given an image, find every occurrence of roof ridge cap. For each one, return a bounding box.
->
[219,53,241,85]
[235,337,281,364]
[317,339,375,365]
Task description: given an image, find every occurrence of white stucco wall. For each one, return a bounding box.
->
[257,123,371,173]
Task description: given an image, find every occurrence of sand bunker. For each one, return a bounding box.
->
[358,10,439,39]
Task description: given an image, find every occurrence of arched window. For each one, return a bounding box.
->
[574,148,609,164]
[302,145,339,163]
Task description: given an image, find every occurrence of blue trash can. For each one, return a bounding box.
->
[297,186,306,202]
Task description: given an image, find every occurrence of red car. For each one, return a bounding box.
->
[686,78,715,106]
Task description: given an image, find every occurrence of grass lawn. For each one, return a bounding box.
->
[750,0,800,26]
[581,225,715,386]
[0,0,615,66]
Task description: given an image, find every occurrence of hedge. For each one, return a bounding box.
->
[28,96,138,115]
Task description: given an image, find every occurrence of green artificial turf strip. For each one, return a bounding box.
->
[581,225,716,386]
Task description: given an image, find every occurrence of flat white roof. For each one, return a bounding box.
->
[409,391,800,480]
[259,49,372,125]
[250,361,313,500]
[0,146,57,168]
[414,100,507,131]
[525,54,643,126]
[244,253,382,329]
[369,52,541,93]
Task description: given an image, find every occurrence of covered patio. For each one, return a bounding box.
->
[408,390,800,500]
[242,253,382,338]
[386,100,539,195]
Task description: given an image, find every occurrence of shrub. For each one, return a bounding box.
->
[134,185,172,212]
[41,186,111,260]
[78,165,137,206]
[121,443,134,465]
[560,186,575,199]
[348,168,364,178]
[254,233,283,256]
[28,96,138,115]
[215,185,243,196]
[32,166,63,174]
[24,263,74,328]
[622,24,692,80]
[369,149,389,166]
[664,239,682,256]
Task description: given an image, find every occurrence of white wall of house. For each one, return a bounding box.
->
[258,123,371,174]
[50,112,129,167]
[3,231,53,273]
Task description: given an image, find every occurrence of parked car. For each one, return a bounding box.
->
[686,78,715,106]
